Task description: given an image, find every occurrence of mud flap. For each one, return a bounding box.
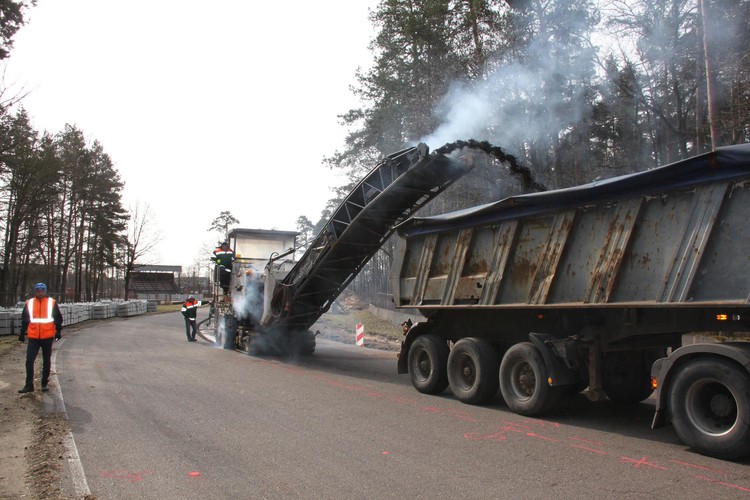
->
[528,333,577,387]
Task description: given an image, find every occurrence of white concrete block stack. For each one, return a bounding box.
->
[80,303,92,322]
[12,308,22,335]
[59,304,73,327]
[0,307,23,336]
[60,303,95,327]
[0,298,151,336]
[91,302,117,319]
[0,310,13,336]
[116,300,148,317]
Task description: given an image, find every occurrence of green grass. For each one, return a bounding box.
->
[155,304,183,314]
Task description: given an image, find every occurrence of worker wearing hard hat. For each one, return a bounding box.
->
[212,241,235,295]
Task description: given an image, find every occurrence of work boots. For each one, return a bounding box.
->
[18,385,34,393]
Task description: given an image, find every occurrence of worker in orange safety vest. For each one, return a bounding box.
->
[212,241,235,295]
[18,283,63,394]
[181,295,199,341]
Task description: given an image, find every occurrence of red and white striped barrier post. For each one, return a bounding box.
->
[355,323,364,346]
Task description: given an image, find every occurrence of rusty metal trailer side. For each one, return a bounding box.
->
[392,144,750,315]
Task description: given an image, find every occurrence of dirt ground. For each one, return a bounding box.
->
[0,335,74,499]
[0,305,404,499]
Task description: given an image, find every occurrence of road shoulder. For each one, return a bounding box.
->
[0,337,68,499]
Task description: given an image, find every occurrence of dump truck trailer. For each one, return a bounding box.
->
[391,144,750,460]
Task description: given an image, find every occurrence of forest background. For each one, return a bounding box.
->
[0,0,748,306]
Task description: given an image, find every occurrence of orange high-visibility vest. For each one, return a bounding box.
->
[181,299,198,319]
[213,247,235,267]
[26,297,57,340]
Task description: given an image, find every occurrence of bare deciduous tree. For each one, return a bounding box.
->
[123,202,162,299]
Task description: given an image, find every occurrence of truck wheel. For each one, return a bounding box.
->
[499,342,561,416]
[408,335,449,394]
[602,350,658,403]
[668,358,750,460]
[447,338,499,404]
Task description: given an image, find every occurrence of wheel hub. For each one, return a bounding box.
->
[456,355,476,388]
[415,351,431,380]
[686,380,737,435]
[515,363,535,397]
[709,393,734,419]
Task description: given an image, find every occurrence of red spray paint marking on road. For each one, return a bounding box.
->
[526,432,558,443]
[568,437,607,455]
[619,456,668,471]
[256,347,750,494]
[465,424,525,442]
[464,430,508,443]
[670,460,727,475]
[569,436,604,446]
[569,444,608,455]
[188,471,201,478]
[695,475,750,493]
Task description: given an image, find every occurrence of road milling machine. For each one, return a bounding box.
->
[198,141,487,355]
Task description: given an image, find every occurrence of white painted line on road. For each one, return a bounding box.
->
[50,341,91,498]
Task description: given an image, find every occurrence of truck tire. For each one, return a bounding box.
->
[499,342,561,416]
[447,338,499,405]
[408,335,449,394]
[602,350,658,403]
[668,357,750,460]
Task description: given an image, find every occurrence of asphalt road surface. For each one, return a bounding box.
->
[52,312,750,499]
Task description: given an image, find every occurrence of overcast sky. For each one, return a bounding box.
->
[4,0,378,271]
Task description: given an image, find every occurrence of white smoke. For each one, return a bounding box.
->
[231,265,263,322]
[417,3,597,157]
[423,80,497,147]
[419,56,588,153]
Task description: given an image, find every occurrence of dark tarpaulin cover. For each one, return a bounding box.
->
[398,143,750,238]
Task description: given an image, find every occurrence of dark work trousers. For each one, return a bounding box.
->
[26,337,54,388]
[216,266,231,294]
[184,317,197,340]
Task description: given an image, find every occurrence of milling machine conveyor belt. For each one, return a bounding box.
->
[264,143,477,332]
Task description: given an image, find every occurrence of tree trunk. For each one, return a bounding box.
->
[700,0,719,150]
